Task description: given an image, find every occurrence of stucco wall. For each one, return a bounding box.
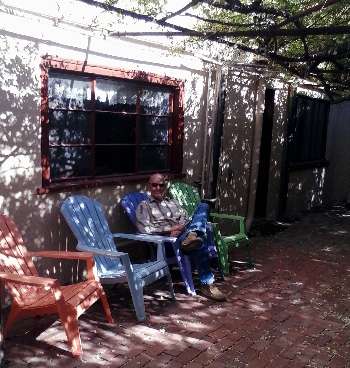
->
[217,72,329,221]
[324,100,350,205]
[0,5,214,280]
[217,69,259,216]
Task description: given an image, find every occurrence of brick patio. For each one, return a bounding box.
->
[3,207,350,367]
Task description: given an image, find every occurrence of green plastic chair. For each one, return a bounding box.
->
[169,182,253,275]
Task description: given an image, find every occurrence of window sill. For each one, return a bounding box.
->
[37,172,186,195]
[288,160,329,171]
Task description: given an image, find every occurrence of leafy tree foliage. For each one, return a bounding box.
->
[82,0,350,99]
[193,0,350,99]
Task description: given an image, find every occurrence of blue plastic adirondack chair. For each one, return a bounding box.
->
[121,192,197,295]
[60,195,175,321]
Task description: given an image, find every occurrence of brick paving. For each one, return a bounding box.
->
[3,207,350,367]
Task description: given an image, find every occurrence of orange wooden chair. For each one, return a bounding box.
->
[0,214,114,357]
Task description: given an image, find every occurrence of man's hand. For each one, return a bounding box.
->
[170,224,185,237]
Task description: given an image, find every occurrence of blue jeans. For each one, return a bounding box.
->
[176,203,215,285]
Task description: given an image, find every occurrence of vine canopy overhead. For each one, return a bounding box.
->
[80,0,350,100]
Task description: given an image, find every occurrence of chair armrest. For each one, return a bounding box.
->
[77,244,128,259]
[112,232,176,243]
[29,250,96,280]
[210,212,245,221]
[76,244,134,275]
[210,212,247,235]
[112,233,176,262]
[0,272,58,288]
[28,250,94,260]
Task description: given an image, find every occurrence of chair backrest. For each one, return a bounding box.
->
[60,195,121,275]
[0,214,38,303]
[120,192,149,227]
[168,182,201,217]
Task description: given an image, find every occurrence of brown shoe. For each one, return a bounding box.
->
[200,284,227,302]
[181,231,202,253]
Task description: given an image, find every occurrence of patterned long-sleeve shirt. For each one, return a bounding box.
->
[136,196,189,234]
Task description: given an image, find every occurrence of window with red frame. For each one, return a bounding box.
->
[41,63,183,187]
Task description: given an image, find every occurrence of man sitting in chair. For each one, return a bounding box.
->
[136,173,226,302]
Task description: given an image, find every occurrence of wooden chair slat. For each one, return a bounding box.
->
[0,213,114,357]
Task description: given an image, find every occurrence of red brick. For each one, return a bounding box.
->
[234,337,253,353]
[238,347,259,363]
[314,334,332,346]
[189,346,220,366]
[309,350,332,366]
[163,345,187,357]
[172,347,201,364]
[206,360,226,368]
[251,339,271,352]
[208,328,231,340]
[268,356,291,368]
[247,354,271,368]
[272,311,291,323]
[183,361,202,368]
[143,343,166,357]
[329,354,348,368]
[121,352,152,368]
[144,353,173,368]
[262,342,284,361]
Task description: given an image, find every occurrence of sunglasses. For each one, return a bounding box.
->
[150,183,165,188]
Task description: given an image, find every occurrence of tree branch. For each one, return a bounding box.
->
[110,26,350,38]
[201,0,290,18]
[158,1,201,22]
[277,0,341,28]
[183,12,254,28]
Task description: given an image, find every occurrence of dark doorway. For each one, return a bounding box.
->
[254,88,275,218]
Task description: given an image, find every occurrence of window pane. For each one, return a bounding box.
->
[139,116,169,143]
[138,146,168,171]
[49,147,92,179]
[289,96,329,163]
[96,79,137,112]
[140,87,171,115]
[95,146,135,175]
[48,73,91,110]
[49,110,91,145]
[95,113,135,144]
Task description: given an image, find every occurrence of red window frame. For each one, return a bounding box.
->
[39,56,184,193]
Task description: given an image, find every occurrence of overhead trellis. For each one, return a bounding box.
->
[78,0,350,100]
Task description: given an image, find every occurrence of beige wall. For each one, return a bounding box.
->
[216,69,259,216]
[0,8,216,281]
[217,69,292,221]
[216,71,330,221]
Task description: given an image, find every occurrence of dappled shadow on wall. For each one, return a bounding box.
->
[216,73,257,215]
[0,38,207,284]
[0,37,83,283]
[183,72,208,181]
